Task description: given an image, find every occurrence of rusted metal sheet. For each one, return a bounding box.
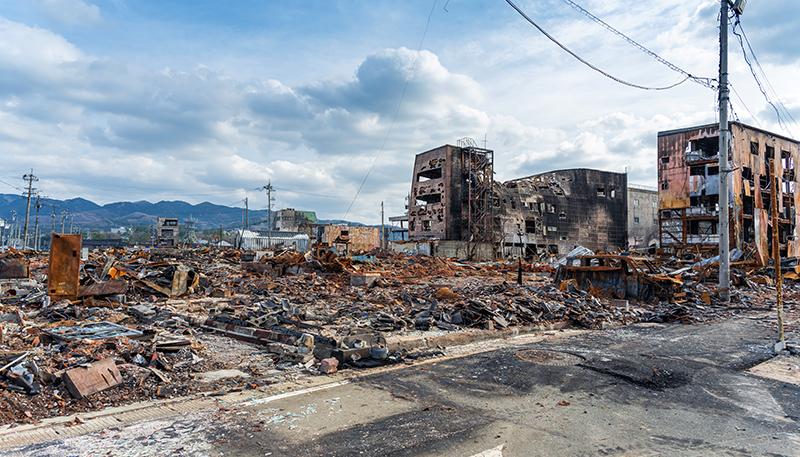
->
[0,258,29,279]
[555,254,680,300]
[48,233,82,300]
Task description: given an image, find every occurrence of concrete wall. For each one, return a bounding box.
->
[322,225,380,253]
[627,186,659,248]
[496,169,628,256]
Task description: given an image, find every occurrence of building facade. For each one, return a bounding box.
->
[627,184,659,249]
[496,169,628,256]
[407,143,629,257]
[657,122,800,264]
[407,144,494,243]
[155,217,179,247]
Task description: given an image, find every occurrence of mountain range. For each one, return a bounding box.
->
[0,194,347,231]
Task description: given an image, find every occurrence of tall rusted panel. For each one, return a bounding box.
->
[48,233,82,300]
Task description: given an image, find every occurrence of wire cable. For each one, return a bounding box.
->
[735,17,798,127]
[731,17,794,136]
[504,0,691,91]
[729,82,761,127]
[556,0,716,90]
[342,0,439,219]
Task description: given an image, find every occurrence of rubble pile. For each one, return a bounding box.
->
[0,245,791,424]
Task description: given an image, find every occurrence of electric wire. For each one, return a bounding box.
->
[736,17,798,126]
[342,0,439,219]
[729,82,761,127]
[731,17,795,136]
[556,0,716,90]
[504,0,691,91]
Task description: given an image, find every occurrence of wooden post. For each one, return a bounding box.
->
[770,159,785,343]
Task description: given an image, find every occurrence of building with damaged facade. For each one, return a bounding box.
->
[657,122,800,265]
[496,169,628,257]
[407,142,629,258]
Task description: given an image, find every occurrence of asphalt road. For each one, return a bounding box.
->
[6,318,800,457]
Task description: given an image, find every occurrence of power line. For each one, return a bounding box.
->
[731,17,795,136]
[729,82,761,127]
[342,0,439,219]
[504,0,691,91]
[556,0,716,90]
[735,17,797,126]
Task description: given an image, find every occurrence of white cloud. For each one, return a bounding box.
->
[34,0,102,26]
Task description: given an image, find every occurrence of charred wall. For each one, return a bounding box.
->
[497,169,628,256]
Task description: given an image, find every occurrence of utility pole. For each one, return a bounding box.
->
[244,197,249,230]
[21,169,38,249]
[33,194,41,251]
[262,180,274,248]
[717,0,731,303]
[380,201,385,250]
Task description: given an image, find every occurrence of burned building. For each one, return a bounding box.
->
[155,217,179,247]
[407,143,494,243]
[627,184,659,249]
[657,122,800,264]
[407,142,629,257]
[496,169,628,256]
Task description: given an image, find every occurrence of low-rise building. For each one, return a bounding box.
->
[627,184,659,249]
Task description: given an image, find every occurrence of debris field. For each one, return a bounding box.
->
[0,244,795,425]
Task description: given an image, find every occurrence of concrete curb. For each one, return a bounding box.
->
[0,324,575,450]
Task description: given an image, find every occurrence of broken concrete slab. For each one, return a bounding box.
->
[63,358,122,399]
[350,272,380,287]
[193,369,250,383]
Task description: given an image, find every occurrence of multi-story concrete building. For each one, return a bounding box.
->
[407,143,629,257]
[496,169,628,256]
[155,217,179,247]
[657,122,800,264]
[627,184,659,249]
[274,208,317,234]
[408,143,494,243]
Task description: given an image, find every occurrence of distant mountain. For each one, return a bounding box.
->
[0,194,283,230]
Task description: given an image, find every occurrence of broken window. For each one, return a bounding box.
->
[742,166,753,180]
[416,193,441,205]
[750,141,759,155]
[525,219,536,234]
[661,181,669,190]
[417,168,442,181]
[766,145,775,160]
[610,188,617,198]
[559,236,568,241]
[634,217,640,224]
[558,212,567,220]
[690,166,705,176]
[422,220,432,231]
[596,187,606,197]
[547,204,556,214]
[547,226,557,232]
[689,137,719,159]
[707,166,719,176]
[660,155,670,164]
[633,198,640,207]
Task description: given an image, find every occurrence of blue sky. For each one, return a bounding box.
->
[0,0,797,222]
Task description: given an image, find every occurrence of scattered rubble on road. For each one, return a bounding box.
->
[0,243,795,425]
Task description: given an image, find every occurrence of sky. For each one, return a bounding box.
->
[0,0,797,223]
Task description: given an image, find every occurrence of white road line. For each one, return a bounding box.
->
[468,444,505,457]
[239,380,350,407]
